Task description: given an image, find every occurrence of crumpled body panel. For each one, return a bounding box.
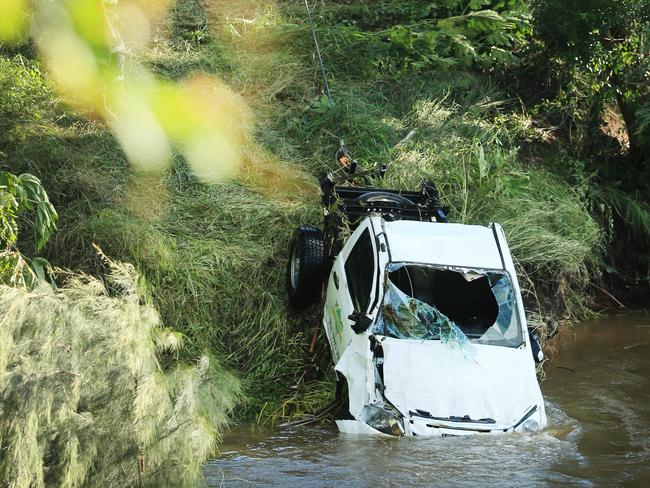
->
[379,337,547,435]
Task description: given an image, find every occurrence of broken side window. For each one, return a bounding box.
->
[344,228,375,313]
[374,264,523,348]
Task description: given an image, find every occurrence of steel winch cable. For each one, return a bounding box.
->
[303,0,392,181]
[304,0,334,107]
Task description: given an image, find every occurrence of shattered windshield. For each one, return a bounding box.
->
[373,263,524,348]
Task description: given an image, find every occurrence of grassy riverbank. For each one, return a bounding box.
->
[1,0,607,424]
[6,0,650,485]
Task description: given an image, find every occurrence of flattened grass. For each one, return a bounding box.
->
[1,0,604,427]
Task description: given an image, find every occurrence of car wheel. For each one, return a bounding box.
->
[287,225,325,309]
[357,191,415,206]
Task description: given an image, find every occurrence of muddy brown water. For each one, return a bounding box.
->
[205,314,650,487]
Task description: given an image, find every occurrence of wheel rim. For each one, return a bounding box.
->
[290,244,300,289]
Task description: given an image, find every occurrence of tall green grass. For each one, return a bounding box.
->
[2,52,324,420]
[1,0,604,430]
[381,94,602,311]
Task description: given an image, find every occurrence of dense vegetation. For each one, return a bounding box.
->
[0,0,648,485]
[0,258,240,486]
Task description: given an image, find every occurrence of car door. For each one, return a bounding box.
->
[323,218,381,363]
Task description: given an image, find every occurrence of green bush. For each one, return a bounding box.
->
[0,259,240,487]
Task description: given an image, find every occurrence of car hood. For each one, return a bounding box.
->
[379,337,543,428]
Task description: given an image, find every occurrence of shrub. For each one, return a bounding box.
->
[0,259,240,487]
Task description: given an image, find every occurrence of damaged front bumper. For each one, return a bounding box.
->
[337,404,544,438]
[405,404,543,437]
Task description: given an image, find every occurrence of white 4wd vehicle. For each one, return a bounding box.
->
[287,154,546,437]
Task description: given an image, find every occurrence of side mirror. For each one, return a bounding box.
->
[528,330,544,363]
[348,312,372,334]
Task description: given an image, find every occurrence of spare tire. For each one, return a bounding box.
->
[357,191,415,206]
[287,225,325,309]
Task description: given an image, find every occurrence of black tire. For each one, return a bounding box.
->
[334,375,353,420]
[357,191,415,206]
[287,225,325,309]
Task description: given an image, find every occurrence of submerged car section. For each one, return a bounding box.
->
[322,218,547,437]
[286,159,546,437]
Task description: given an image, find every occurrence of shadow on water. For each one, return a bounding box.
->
[205,314,650,487]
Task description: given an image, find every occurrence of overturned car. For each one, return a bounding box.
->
[287,152,546,437]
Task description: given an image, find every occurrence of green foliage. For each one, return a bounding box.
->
[300,89,400,163]
[1,50,321,420]
[0,55,57,145]
[381,93,601,311]
[587,184,650,299]
[637,97,650,145]
[294,0,530,77]
[529,0,649,296]
[0,172,58,251]
[531,0,650,163]
[533,0,649,78]
[61,177,320,417]
[590,186,650,241]
[0,259,240,487]
[0,170,57,287]
[259,375,337,426]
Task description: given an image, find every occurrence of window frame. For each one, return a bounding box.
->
[378,261,526,348]
[343,226,378,314]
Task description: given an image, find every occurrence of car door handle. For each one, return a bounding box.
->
[333,271,339,289]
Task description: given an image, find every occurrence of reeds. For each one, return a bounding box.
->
[0,259,240,487]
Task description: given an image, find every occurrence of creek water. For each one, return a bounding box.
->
[205,314,650,487]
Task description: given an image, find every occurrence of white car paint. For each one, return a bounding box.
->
[322,215,547,437]
[323,218,387,364]
[381,338,547,436]
[383,220,505,270]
